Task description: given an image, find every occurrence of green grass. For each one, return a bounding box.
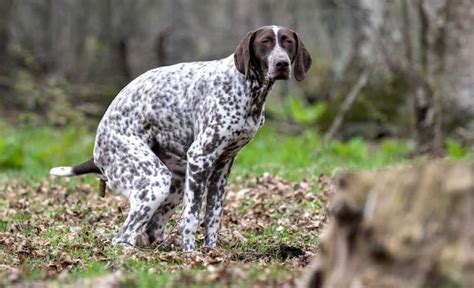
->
[0,122,95,178]
[1,121,454,181]
[233,127,419,180]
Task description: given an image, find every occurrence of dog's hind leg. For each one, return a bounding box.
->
[96,139,172,248]
[145,175,184,244]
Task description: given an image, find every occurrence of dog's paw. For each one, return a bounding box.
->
[135,232,151,248]
[182,241,197,252]
[112,235,135,248]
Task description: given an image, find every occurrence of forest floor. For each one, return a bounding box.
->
[0,174,334,287]
[0,123,472,287]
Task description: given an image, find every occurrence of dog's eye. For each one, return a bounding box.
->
[284,39,294,45]
[262,38,272,44]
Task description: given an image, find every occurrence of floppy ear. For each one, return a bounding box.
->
[234,31,256,79]
[292,32,312,82]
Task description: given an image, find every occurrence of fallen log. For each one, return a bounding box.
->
[303,161,474,288]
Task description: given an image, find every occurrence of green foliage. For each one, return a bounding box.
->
[287,97,326,126]
[445,138,470,159]
[0,138,25,169]
[265,95,326,128]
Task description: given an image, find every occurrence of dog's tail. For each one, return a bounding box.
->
[50,158,102,177]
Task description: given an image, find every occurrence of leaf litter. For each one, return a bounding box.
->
[0,173,335,287]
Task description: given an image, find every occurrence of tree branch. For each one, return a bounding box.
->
[324,68,371,142]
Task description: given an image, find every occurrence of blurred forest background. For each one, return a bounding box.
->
[0,0,473,172]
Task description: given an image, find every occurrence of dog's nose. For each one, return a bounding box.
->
[276,60,289,69]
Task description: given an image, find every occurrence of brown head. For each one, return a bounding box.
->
[234,25,312,82]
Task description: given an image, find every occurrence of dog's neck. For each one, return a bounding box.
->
[245,71,275,121]
[228,55,275,121]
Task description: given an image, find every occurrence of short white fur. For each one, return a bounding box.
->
[50,166,74,176]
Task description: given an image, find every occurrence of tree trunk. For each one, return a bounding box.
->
[0,0,14,74]
[401,0,436,153]
[415,0,474,148]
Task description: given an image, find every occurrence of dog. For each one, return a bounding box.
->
[50,25,312,251]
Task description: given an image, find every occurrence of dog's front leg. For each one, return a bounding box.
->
[181,139,221,252]
[203,158,234,249]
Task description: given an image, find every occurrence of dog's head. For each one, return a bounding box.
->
[234,25,312,82]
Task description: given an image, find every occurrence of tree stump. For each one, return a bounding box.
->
[303,161,474,288]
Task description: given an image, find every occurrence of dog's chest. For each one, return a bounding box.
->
[220,113,263,157]
[216,82,270,154]
[235,114,262,138]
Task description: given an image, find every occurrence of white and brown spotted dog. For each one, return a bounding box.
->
[50,25,312,252]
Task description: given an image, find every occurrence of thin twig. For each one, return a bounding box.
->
[324,68,371,142]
